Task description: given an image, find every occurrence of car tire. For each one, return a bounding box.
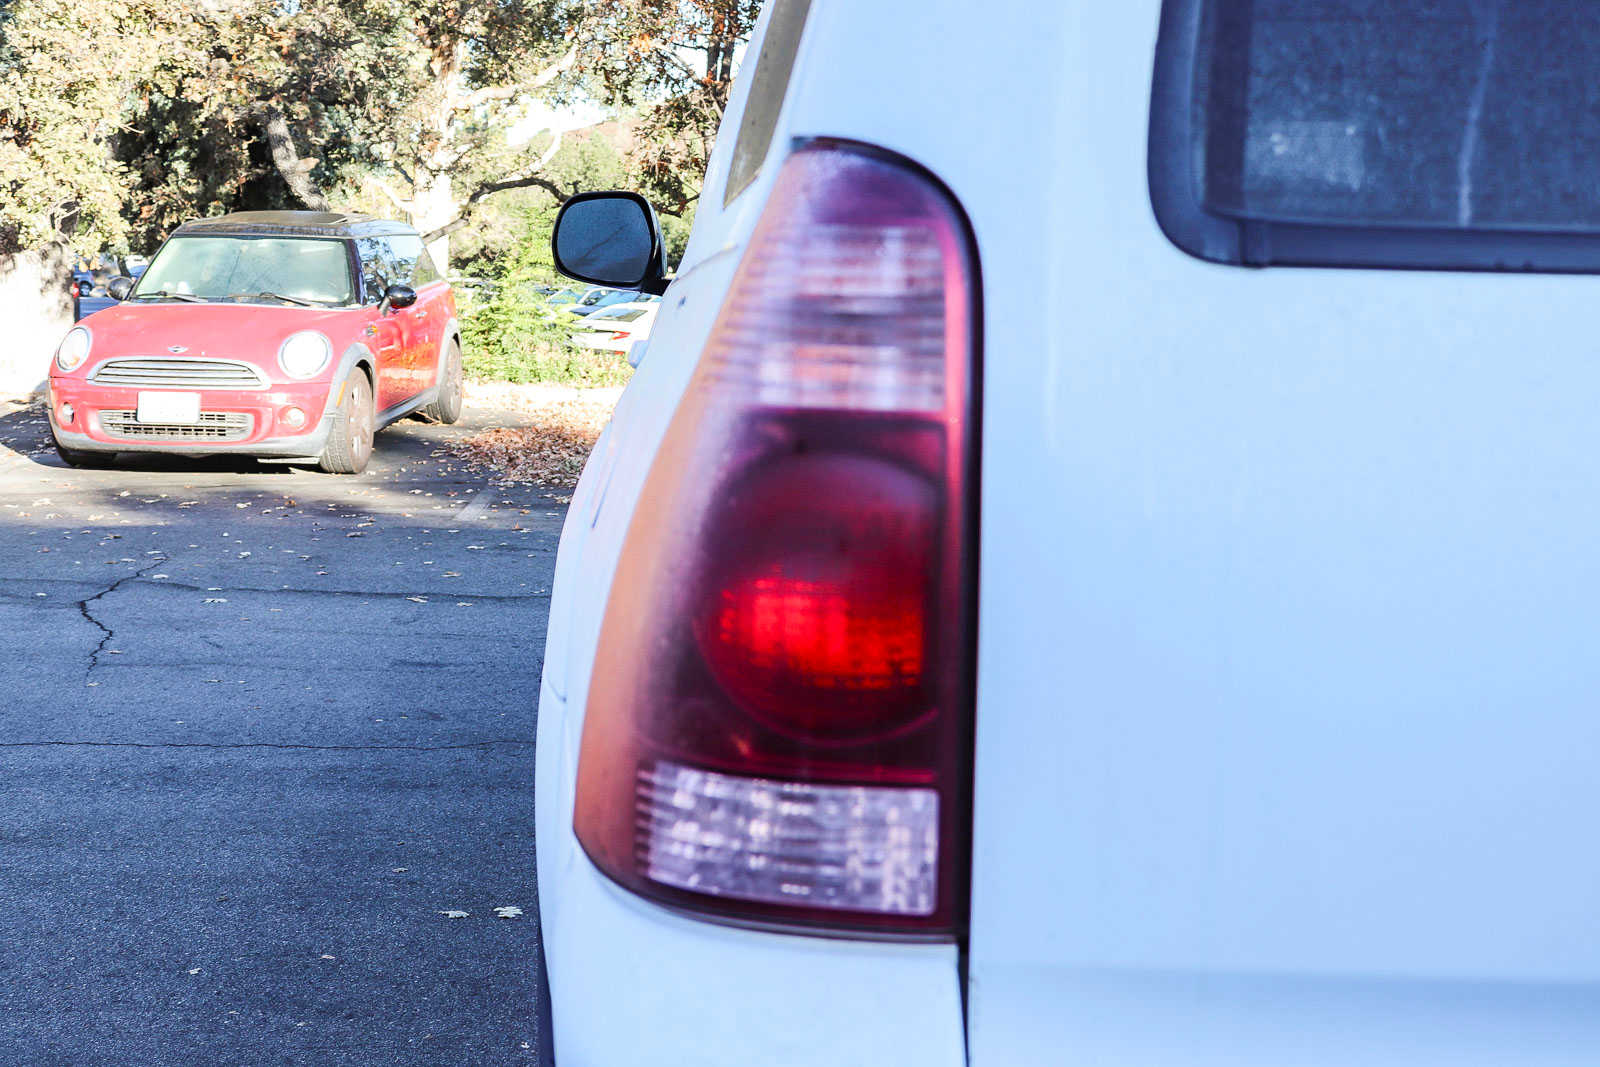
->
[420,340,464,425]
[318,369,375,475]
[51,430,116,469]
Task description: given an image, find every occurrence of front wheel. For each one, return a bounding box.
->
[51,429,115,469]
[420,340,463,425]
[318,370,375,475]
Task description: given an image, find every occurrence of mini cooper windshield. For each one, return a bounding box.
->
[131,235,355,306]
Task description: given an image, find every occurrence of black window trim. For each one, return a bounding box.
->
[1148,0,1600,274]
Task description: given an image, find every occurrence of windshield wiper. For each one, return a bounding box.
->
[129,290,206,303]
[232,291,318,307]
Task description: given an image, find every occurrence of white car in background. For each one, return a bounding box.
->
[568,301,658,355]
[536,0,1600,1064]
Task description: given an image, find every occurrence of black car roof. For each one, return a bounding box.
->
[172,211,417,239]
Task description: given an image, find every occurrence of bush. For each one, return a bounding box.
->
[457,202,633,387]
[461,297,633,387]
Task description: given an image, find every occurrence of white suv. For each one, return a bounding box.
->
[536,0,1600,1063]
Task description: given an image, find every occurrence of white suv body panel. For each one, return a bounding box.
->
[539,0,1600,1062]
[535,2,968,1062]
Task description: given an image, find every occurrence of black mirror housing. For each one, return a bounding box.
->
[552,192,669,295]
[384,282,417,310]
[107,276,134,301]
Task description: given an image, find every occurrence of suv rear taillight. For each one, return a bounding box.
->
[573,141,978,938]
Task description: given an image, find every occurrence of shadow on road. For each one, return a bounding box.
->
[0,401,472,479]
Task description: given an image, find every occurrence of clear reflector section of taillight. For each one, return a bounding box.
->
[703,176,949,413]
[639,761,939,915]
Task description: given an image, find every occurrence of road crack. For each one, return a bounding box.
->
[77,554,169,673]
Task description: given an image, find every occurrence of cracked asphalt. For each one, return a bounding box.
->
[0,398,561,1065]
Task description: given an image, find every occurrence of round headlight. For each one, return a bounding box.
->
[55,326,92,372]
[278,331,332,380]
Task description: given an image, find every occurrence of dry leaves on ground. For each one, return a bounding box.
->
[451,383,618,488]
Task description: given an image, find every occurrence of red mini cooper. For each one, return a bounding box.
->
[48,211,464,474]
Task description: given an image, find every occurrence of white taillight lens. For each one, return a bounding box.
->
[55,327,92,372]
[640,761,940,916]
[278,331,331,379]
[573,142,978,938]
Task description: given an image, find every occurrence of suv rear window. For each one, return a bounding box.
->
[1150,0,1600,272]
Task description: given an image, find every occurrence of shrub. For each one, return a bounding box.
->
[457,202,634,387]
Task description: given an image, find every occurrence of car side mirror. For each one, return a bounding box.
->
[107,276,134,300]
[383,282,417,311]
[552,192,669,296]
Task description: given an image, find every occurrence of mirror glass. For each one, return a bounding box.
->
[555,196,653,287]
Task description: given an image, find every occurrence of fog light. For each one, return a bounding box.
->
[58,402,74,426]
[281,406,307,429]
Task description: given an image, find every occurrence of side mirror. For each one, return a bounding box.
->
[107,276,134,301]
[552,192,668,296]
[384,282,417,310]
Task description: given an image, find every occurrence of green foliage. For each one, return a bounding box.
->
[564,0,761,215]
[117,0,428,251]
[461,307,633,387]
[0,0,178,254]
[459,199,632,386]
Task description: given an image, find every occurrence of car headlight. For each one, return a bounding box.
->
[55,326,91,372]
[278,331,332,380]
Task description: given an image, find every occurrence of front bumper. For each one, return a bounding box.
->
[47,377,335,458]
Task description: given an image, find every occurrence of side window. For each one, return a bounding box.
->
[1151,0,1600,272]
[386,234,440,287]
[722,0,812,207]
[414,246,442,287]
[355,237,394,303]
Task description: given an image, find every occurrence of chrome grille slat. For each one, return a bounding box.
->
[98,410,253,442]
[90,358,266,389]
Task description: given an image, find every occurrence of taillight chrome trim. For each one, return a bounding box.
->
[573,139,984,941]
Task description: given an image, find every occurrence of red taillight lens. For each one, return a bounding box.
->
[573,142,977,937]
[71,282,81,298]
[695,453,937,742]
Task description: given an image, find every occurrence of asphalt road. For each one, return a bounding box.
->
[0,399,560,1065]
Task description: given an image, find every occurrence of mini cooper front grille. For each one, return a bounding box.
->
[90,358,266,389]
[98,411,253,442]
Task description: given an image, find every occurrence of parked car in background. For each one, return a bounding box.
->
[48,211,462,474]
[550,286,637,319]
[567,301,658,355]
[72,254,149,321]
[447,275,500,307]
[535,0,1600,1064]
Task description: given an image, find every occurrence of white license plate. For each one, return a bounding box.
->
[136,392,202,425]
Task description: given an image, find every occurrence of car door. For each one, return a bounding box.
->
[385,234,449,399]
[354,236,410,411]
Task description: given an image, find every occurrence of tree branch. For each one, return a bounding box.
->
[453,47,578,111]
[262,107,329,211]
[366,174,413,214]
[421,172,566,244]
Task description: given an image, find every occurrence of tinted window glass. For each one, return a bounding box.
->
[1195,0,1600,231]
[723,0,812,206]
[415,247,441,285]
[386,234,440,288]
[386,233,441,286]
[355,236,396,302]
